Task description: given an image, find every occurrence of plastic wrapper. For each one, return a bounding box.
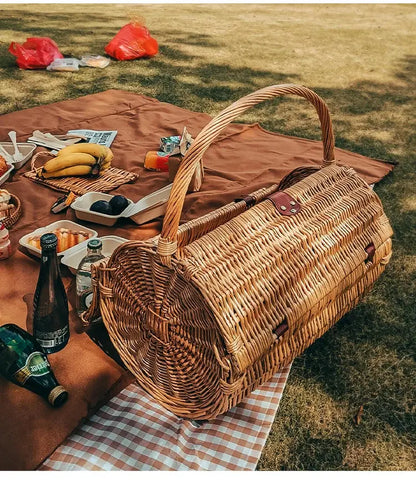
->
[105,22,158,61]
[47,58,79,72]
[79,55,110,68]
[160,127,193,155]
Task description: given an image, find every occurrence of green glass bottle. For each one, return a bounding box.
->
[0,324,68,407]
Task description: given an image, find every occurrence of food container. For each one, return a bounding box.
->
[19,220,97,258]
[61,235,127,275]
[0,142,36,170]
[70,192,133,227]
[0,163,13,187]
[71,184,173,226]
[127,184,172,225]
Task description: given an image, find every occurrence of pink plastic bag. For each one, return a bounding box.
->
[105,23,158,61]
[8,37,63,69]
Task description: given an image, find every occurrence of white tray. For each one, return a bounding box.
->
[71,184,173,226]
[0,142,36,169]
[19,220,97,258]
[127,184,172,225]
[61,235,127,275]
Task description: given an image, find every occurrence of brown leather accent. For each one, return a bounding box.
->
[365,242,376,263]
[273,319,288,339]
[266,191,301,216]
[234,195,256,209]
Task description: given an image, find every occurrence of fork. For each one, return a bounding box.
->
[8,131,25,162]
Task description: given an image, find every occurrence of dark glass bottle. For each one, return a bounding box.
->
[0,324,68,407]
[33,233,69,354]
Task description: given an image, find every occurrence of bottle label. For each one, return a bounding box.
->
[80,289,93,311]
[35,325,69,349]
[14,351,50,385]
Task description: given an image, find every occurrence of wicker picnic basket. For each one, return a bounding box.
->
[87,84,393,419]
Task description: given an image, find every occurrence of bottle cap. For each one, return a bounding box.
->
[40,233,58,250]
[48,385,68,407]
[87,238,102,250]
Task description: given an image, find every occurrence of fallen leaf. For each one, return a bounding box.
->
[353,405,364,425]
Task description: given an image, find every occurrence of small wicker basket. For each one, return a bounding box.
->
[84,84,393,420]
[1,194,22,229]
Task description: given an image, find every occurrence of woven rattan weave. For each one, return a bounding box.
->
[1,193,22,229]
[88,84,393,419]
[24,152,138,195]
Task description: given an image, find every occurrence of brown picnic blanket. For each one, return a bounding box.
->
[0,90,394,470]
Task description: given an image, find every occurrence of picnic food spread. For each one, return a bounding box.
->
[0,88,394,470]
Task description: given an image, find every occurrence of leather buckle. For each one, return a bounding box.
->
[266,191,301,216]
[365,242,376,263]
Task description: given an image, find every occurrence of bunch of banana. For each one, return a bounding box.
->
[37,144,113,179]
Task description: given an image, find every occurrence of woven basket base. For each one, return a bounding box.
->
[23,167,139,195]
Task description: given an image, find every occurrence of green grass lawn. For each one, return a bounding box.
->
[1,3,415,471]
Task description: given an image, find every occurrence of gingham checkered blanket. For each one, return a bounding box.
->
[40,365,291,471]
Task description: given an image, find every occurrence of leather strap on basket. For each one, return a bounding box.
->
[157,84,336,266]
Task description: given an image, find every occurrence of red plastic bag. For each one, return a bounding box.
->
[8,37,63,69]
[105,23,158,61]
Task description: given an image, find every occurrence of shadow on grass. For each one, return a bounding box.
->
[288,56,416,447]
[109,62,297,107]
[285,437,346,471]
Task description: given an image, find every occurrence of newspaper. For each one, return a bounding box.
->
[67,129,117,148]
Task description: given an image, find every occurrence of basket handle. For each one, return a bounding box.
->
[157,84,335,265]
[31,150,55,172]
